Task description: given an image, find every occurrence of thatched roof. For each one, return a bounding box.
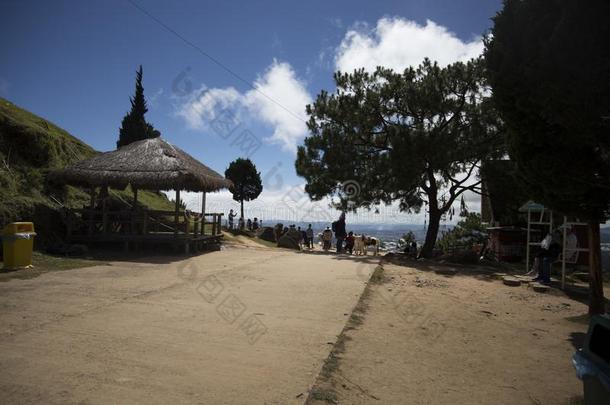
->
[51,137,232,192]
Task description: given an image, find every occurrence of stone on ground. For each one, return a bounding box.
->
[502,276,521,286]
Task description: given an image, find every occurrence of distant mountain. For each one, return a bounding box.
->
[261,220,453,244]
[0,97,173,247]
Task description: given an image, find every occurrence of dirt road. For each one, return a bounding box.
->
[0,244,377,404]
[308,259,590,405]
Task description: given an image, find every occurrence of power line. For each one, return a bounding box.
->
[125,0,307,124]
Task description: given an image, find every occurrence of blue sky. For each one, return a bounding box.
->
[0,0,502,223]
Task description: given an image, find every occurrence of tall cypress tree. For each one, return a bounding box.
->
[117,65,160,148]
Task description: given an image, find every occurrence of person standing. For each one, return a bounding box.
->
[252,217,259,230]
[306,224,314,249]
[228,209,236,229]
[333,212,347,253]
[297,226,304,249]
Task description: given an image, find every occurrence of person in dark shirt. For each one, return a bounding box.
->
[333,212,347,253]
[345,231,355,254]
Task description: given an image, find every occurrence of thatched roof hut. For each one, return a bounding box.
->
[51,137,232,192]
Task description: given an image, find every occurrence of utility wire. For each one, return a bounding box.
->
[125,0,307,124]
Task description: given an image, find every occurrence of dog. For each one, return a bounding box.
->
[353,235,379,256]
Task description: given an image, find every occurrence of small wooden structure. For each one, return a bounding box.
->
[51,137,232,253]
[519,201,553,272]
[487,226,529,262]
[518,201,591,289]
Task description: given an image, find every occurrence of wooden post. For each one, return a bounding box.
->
[588,221,606,315]
[201,192,206,235]
[88,187,95,236]
[89,187,95,209]
[212,214,217,236]
[142,210,148,235]
[102,197,108,235]
[66,213,72,242]
[562,216,567,289]
[525,209,531,272]
[130,187,138,235]
[174,189,180,236]
[133,187,138,208]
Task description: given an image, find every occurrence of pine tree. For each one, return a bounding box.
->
[224,158,263,220]
[296,58,504,258]
[117,65,160,148]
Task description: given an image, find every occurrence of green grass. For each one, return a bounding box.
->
[0,251,108,282]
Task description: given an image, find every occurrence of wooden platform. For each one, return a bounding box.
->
[64,208,224,253]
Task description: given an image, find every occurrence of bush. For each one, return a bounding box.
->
[438,213,487,253]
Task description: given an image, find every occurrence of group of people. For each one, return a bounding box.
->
[296,225,315,249]
[319,213,362,254]
[276,213,361,254]
[227,209,260,231]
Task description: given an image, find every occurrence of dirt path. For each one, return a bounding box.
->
[308,259,590,405]
[0,245,377,404]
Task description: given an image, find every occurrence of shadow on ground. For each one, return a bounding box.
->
[382,253,610,312]
[296,249,381,264]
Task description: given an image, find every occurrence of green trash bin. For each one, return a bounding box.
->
[573,315,610,405]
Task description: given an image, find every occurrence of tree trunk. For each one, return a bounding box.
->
[419,208,441,258]
[240,199,244,221]
[588,221,606,315]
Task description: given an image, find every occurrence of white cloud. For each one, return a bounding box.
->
[335,17,484,73]
[177,86,242,129]
[245,61,311,152]
[176,60,311,153]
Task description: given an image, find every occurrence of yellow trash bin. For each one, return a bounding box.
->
[2,222,36,270]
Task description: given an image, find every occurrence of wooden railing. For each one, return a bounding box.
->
[65,208,223,241]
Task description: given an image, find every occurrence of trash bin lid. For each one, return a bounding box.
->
[3,222,35,235]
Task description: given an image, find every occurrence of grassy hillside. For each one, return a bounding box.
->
[0,97,174,247]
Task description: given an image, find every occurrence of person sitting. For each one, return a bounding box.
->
[404,241,418,258]
[534,230,562,284]
[345,231,355,254]
[306,224,314,249]
[322,226,333,251]
[252,217,259,230]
